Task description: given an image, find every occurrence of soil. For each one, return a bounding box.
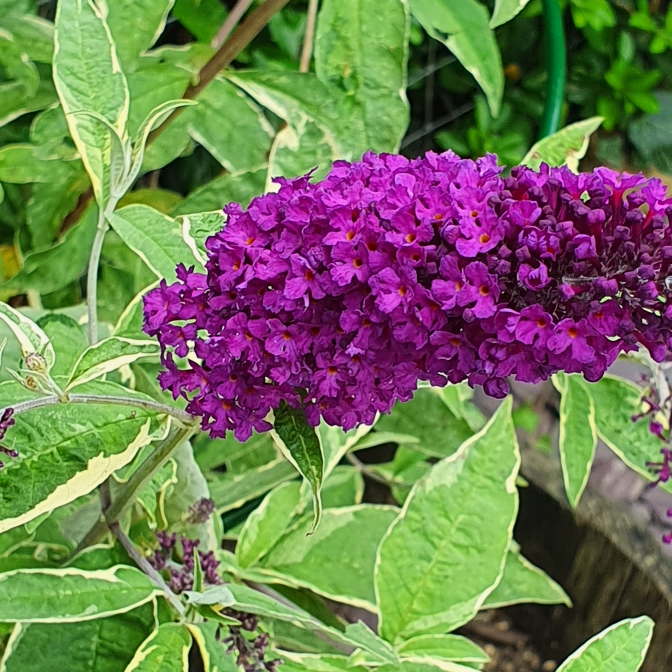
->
[460,610,558,672]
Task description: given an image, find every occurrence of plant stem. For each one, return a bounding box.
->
[211,0,255,49]
[539,0,566,138]
[86,206,108,345]
[345,452,408,488]
[108,519,185,616]
[72,423,196,555]
[4,393,195,425]
[148,0,291,144]
[299,0,318,73]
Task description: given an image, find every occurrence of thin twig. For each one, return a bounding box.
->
[4,393,195,425]
[400,102,475,149]
[109,520,185,616]
[407,55,456,86]
[299,0,319,73]
[211,0,255,49]
[71,423,196,556]
[346,452,407,488]
[148,0,291,145]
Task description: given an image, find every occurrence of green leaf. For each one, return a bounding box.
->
[0,380,156,533]
[125,624,191,672]
[187,621,238,672]
[161,440,220,551]
[582,375,672,494]
[490,0,532,28]
[108,204,204,280]
[375,397,520,642]
[409,0,503,116]
[0,603,155,672]
[66,337,160,391]
[482,548,571,609]
[180,211,225,266]
[396,634,489,666]
[0,565,162,622]
[556,617,654,672]
[259,505,398,610]
[36,313,88,379]
[319,421,375,478]
[345,621,399,664]
[271,402,325,532]
[553,373,597,507]
[321,466,364,508]
[0,144,69,184]
[107,0,175,72]
[375,388,474,459]
[172,167,266,217]
[280,653,367,672]
[377,662,476,672]
[314,0,410,152]
[184,585,234,607]
[208,458,297,514]
[187,78,273,172]
[1,15,54,64]
[0,301,54,369]
[0,79,57,129]
[236,481,303,568]
[114,282,157,339]
[522,117,604,172]
[53,0,130,208]
[228,70,349,180]
[4,201,98,295]
[26,161,90,249]
[172,0,227,42]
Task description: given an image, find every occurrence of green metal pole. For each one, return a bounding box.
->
[539,0,566,138]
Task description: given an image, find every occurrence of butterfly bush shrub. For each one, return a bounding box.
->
[0,0,667,670]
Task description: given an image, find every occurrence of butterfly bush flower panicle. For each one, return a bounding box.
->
[144,150,672,442]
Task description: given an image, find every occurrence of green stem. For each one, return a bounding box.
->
[539,0,566,138]
[72,424,196,556]
[5,393,195,425]
[86,206,108,345]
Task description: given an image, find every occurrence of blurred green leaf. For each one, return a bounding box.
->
[410,0,503,116]
[172,0,227,42]
[490,0,532,28]
[187,78,274,173]
[482,548,571,608]
[107,0,175,72]
[36,313,88,379]
[3,202,98,294]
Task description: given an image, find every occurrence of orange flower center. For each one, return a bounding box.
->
[568,327,578,338]
[353,258,363,268]
[479,233,491,244]
[479,285,489,296]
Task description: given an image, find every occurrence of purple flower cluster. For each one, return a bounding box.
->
[144,151,672,441]
[220,612,281,672]
[149,531,221,592]
[0,408,17,469]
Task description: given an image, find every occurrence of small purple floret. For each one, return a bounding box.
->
[144,151,672,441]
